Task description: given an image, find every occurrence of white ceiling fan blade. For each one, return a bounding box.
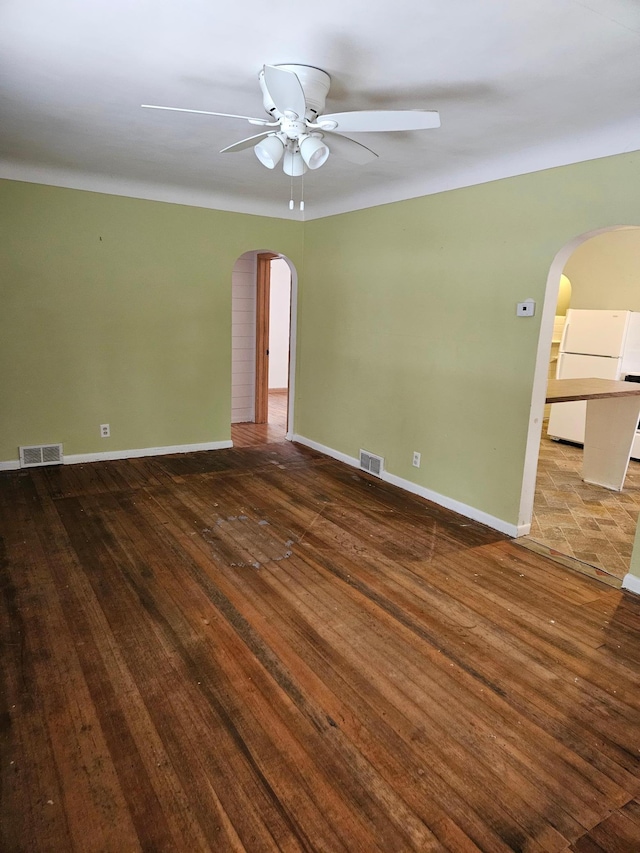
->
[141,104,271,125]
[262,65,306,120]
[219,132,272,154]
[323,132,378,165]
[319,110,441,133]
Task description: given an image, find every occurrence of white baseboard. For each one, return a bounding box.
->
[292,434,521,537]
[0,439,233,470]
[293,434,360,469]
[622,573,640,596]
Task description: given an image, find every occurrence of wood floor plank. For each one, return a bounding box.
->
[52,496,315,853]
[134,484,585,850]
[2,435,640,852]
[196,482,640,804]
[134,482,508,850]
[310,542,640,797]
[97,494,421,853]
[264,555,603,836]
[129,494,446,852]
[570,807,640,852]
[0,479,142,853]
[32,478,243,853]
[142,456,636,844]
[200,557,574,851]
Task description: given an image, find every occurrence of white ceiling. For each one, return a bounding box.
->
[2,0,639,220]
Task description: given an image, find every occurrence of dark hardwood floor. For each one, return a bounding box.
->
[2,421,640,851]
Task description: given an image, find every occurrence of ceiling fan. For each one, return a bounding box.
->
[142,64,440,179]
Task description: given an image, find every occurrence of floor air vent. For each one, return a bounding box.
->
[19,444,63,468]
[359,449,384,478]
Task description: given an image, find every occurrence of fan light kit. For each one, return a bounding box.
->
[142,64,440,210]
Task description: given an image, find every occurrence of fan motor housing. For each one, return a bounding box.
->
[259,64,331,121]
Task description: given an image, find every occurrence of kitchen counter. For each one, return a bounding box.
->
[546,378,640,490]
[546,377,640,403]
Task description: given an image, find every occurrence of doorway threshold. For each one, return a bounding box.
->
[514,537,622,589]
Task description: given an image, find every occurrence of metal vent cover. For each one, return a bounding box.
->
[359,449,384,478]
[19,444,63,468]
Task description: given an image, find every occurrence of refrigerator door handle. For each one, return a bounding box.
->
[559,321,569,353]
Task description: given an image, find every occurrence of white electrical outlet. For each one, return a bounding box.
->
[100,423,110,438]
[412,451,421,468]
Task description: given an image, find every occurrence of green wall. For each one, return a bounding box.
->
[3,153,640,560]
[298,151,640,527]
[0,181,302,459]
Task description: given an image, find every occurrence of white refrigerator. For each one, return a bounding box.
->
[547,309,640,459]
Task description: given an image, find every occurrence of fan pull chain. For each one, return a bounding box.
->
[289,168,294,210]
[300,171,305,211]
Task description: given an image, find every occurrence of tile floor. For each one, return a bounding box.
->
[518,431,640,586]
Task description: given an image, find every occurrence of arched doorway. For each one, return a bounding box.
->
[230,250,298,445]
[519,226,640,585]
